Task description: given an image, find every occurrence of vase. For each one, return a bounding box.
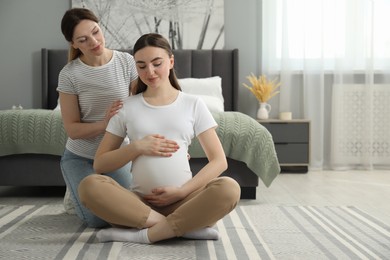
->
[257,102,271,120]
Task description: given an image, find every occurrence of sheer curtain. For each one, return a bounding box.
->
[261,0,390,170]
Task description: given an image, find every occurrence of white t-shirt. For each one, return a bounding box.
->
[107,91,217,195]
[57,51,138,159]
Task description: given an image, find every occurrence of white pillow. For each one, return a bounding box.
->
[196,95,224,113]
[178,76,224,112]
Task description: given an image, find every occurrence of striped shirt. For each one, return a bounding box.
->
[57,50,138,159]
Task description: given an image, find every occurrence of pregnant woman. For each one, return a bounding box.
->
[78,33,240,244]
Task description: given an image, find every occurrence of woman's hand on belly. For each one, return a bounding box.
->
[143,186,185,207]
[135,134,179,157]
[131,143,192,195]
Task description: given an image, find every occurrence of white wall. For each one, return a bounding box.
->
[0,0,260,118]
[0,0,70,109]
[225,0,260,117]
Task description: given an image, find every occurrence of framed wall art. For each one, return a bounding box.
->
[72,0,224,49]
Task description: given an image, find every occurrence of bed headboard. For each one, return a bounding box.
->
[41,48,239,111]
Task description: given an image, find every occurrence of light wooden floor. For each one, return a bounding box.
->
[1,170,389,224]
[241,170,390,225]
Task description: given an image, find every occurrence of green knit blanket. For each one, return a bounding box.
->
[0,110,280,187]
[0,109,66,157]
[190,112,280,187]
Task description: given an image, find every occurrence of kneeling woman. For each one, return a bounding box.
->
[78,33,241,244]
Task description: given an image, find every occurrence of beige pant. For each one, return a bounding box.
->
[78,174,240,236]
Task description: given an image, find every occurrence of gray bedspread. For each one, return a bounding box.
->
[0,110,280,187]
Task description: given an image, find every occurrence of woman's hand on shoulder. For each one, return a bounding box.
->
[103,100,123,126]
[143,186,185,207]
[134,134,179,157]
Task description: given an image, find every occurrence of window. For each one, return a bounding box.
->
[263,0,390,70]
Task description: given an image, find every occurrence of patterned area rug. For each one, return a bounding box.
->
[0,203,389,259]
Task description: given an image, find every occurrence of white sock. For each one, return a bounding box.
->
[96,227,151,244]
[182,227,220,240]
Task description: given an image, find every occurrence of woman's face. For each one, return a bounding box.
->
[71,19,105,56]
[134,46,174,89]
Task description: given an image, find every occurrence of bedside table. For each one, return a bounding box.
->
[258,119,310,173]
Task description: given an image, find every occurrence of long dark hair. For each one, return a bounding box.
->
[132,33,181,95]
[61,8,99,61]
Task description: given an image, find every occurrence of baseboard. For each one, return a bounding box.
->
[280,165,308,173]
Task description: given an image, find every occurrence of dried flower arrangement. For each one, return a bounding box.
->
[243,74,281,103]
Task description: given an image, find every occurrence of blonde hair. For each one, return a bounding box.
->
[68,46,82,62]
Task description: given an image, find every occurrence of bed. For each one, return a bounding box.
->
[0,48,280,199]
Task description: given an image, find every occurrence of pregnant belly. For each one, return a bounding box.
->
[131,147,192,195]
